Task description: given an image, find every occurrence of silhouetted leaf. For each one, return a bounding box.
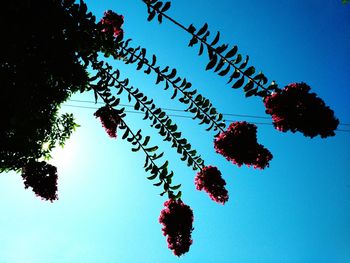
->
[147,173,157,180]
[142,136,151,146]
[245,88,258,97]
[218,65,231,76]
[146,146,158,152]
[147,10,156,21]
[243,80,254,92]
[244,66,255,76]
[161,1,171,12]
[232,76,245,89]
[197,23,208,36]
[225,46,238,58]
[215,44,228,53]
[206,54,218,70]
[210,31,220,46]
[188,24,196,33]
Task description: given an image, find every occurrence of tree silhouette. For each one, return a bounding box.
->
[1,0,340,256]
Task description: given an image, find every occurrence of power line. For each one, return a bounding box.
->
[69,99,350,126]
[62,103,350,133]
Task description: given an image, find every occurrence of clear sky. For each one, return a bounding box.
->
[1,1,350,262]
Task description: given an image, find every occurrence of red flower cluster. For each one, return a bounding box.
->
[214,121,273,169]
[94,106,121,138]
[264,83,339,138]
[21,161,58,202]
[100,10,124,38]
[159,199,194,257]
[195,166,228,204]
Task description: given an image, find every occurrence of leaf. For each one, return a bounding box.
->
[257,90,269,97]
[153,152,164,160]
[234,54,242,64]
[197,23,208,36]
[153,108,161,115]
[136,60,144,70]
[243,80,254,92]
[147,10,156,21]
[151,54,157,66]
[161,1,171,12]
[214,59,225,72]
[206,54,218,70]
[174,191,182,199]
[160,160,169,169]
[210,31,220,46]
[187,24,196,33]
[169,184,181,190]
[146,146,158,152]
[157,13,163,23]
[225,45,238,58]
[245,88,258,97]
[244,66,255,76]
[122,129,129,140]
[232,76,245,89]
[227,69,240,84]
[198,43,204,56]
[218,65,231,76]
[147,173,157,180]
[215,44,228,53]
[171,88,178,99]
[153,1,163,10]
[110,98,120,107]
[142,136,151,146]
[253,72,268,85]
[134,101,140,111]
[239,55,250,69]
[131,145,141,152]
[189,36,198,47]
[167,68,177,79]
[94,90,98,103]
[153,181,163,187]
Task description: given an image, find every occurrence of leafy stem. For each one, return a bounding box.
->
[118,117,181,199]
[93,60,205,171]
[118,44,227,134]
[142,0,282,97]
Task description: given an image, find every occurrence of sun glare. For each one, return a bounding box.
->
[50,140,78,168]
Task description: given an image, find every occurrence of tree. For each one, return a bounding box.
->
[1,0,340,257]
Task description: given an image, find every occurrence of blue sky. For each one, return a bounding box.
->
[1,1,350,262]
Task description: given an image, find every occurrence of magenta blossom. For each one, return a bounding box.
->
[100,10,124,38]
[21,161,58,202]
[159,199,194,257]
[264,82,339,138]
[214,121,272,169]
[195,166,228,204]
[94,106,121,138]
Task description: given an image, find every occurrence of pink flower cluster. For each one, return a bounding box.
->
[264,83,339,138]
[159,199,194,257]
[100,10,124,38]
[21,161,58,202]
[94,106,121,138]
[195,166,228,204]
[214,121,273,169]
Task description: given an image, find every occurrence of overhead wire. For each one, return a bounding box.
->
[63,101,350,133]
[70,99,350,125]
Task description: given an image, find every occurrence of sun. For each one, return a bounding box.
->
[49,139,78,168]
